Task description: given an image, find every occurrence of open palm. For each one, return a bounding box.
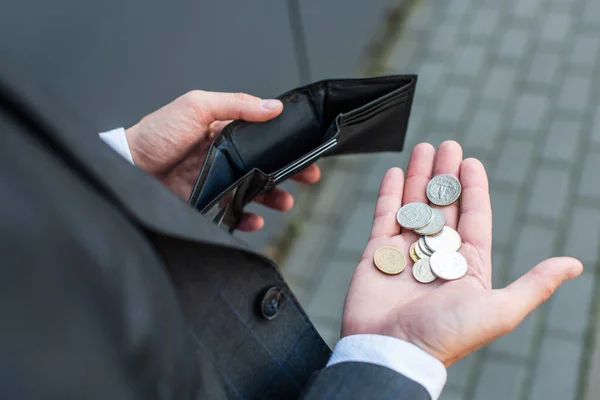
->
[342,141,583,367]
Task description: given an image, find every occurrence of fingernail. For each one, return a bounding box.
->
[261,99,282,110]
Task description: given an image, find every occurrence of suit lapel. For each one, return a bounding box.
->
[0,59,259,256]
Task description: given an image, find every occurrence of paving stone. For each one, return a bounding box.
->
[445,0,472,18]
[498,27,530,59]
[492,248,507,288]
[405,2,436,33]
[453,44,486,77]
[425,127,462,147]
[529,337,583,400]
[406,105,427,140]
[585,308,600,400]
[388,35,420,71]
[509,224,556,280]
[540,12,571,44]
[434,86,471,125]
[490,188,520,247]
[547,273,595,337]
[526,168,570,220]
[591,108,600,145]
[557,75,593,113]
[493,139,535,184]
[513,0,542,18]
[429,23,460,55]
[336,200,375,254]
[365,153,402,193]
[570,33,600,67]
[579,152,600,199]
[447,353,476,389]
[310,168,363,221]
[311,318,341,349]
[439,388,466,400]
[468,8,500,38]
[511,94,549,134]
[464,107,502,151]
[416,60,446,96]
[564,207,600,266]
[542,120,581,162]
[473,359,526,400]
[525,51,561,86]
[306,258,357,320]
[582,0,600,26]
[482,66,518,101]
[282,222,333,281]
[490,309,541,358]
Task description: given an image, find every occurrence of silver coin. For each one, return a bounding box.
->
[412,258,437,283]
[418,236,434,257]
[424,226,462,252]
[430,251,468,280]
[397,202,433,229]
[415,208,446,236]
[414,238,430,259]
[426,174,461,206]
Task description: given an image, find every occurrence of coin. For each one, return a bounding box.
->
[418,236,434,257]
[430,251,468,280]
[397,202,433,229]
[373,246,406,275]
[424,226,462,252]
[409,242,420,262]
[426,174,462,206]
[414,208,446,236]
[412,258,437,283]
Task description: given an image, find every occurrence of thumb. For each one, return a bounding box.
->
[189,91,283,123]
[493,257,583,332]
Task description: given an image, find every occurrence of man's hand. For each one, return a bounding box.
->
[342,141,583,367]
[124,91,321,232]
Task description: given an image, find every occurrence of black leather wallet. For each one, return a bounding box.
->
[188,75,417,232]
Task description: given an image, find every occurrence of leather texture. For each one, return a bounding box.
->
[188,75,417,231]
[0,59,430,400]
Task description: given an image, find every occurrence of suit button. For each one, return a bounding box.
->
[260,286,284,320]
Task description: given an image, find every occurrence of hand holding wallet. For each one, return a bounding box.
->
[188,75,418,232]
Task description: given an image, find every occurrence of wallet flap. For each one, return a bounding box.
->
[188,75,418,231]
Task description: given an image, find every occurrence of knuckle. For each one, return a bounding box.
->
[232,91,253,102]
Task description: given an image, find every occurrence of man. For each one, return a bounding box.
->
[0,62,583,400]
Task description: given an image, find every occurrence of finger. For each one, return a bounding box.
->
[432,141,463,228]
[291,164,321,184]
[187,90,283,124]
[402,143,436,240]
[208,120,233,138]
[457,158,492,255]
[370,167,405,238]
[254,188,294,211]
[237,213,265,232]
[493,257,583,334]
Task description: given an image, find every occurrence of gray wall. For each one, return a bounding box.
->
[1,0,394,249]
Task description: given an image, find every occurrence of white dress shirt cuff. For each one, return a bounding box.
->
[99,127,135,165]
[327,334,447,400]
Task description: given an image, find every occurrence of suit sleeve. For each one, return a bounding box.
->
[299,362,432,400]
[299,334,446,400]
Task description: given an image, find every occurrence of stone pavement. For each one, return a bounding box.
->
[280,0,600,399]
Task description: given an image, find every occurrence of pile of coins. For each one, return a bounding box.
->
[373,174,468,283]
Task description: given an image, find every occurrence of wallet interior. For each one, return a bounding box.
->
[190,77,414,214]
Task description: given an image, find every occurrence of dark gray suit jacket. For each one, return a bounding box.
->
[0,62,431,400]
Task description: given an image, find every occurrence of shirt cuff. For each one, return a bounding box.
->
[327,334,447,400]
[99,127,135,165]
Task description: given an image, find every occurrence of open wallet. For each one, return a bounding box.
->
[188,75,418,232]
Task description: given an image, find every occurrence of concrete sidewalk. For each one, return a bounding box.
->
[281,0,600,399]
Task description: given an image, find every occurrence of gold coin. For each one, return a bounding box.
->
[373,246,406,275]
[409,242,420,263]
